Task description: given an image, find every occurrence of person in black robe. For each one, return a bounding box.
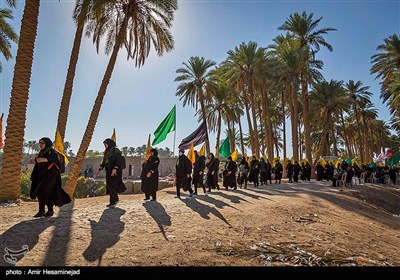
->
[315,162,325,181]
[389,165,398,186]
[305,162,312,181]
[249,156,260,187]
[175,148,194,198]
[275,160,283,184]
[223,156,237,189]
[286,161,293,183]
[30,137,71,217]
[300,162,306,181]
[192,151,206,194]
[96,138,126,208]
[206,153,219,191]
[293,161,301,182]
[141,148,160,201]
[237,158,249,189]
[265,160,272,184]
[259,158,267,185]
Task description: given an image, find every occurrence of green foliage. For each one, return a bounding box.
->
[20,170,32,197]
[73,177,106,198]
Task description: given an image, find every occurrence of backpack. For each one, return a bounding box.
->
[55,150,66,174]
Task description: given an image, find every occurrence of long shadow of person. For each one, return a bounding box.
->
[0,217,55,266]
[143,201,172,241]
[42,200,75,266]
[195,194,239,211]
[83,208,126,266]
[180,198,231,227]
[234,189,271,201]
[213,192,250,204]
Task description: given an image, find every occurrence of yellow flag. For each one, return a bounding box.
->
[54,130,69,165]
[111,128,116,142]
[0,113,3,149]
[144,134,152,160]
[335,159,341,169]
[272,156,280,167]
[231,149,238,161]
[199,143,206,156]
[291,156,295,164]
[215,149,219,159]
[187,143,196,164]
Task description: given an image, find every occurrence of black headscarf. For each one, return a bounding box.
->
[150,148,158,157]
[38,137,53,157]
[103,138,118,159]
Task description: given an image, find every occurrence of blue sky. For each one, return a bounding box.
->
[0,0,398,156]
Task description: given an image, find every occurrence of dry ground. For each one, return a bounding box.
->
[0,180,399,266]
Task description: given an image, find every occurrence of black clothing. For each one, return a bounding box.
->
[176,154,193,195]
[237,159,249,188]
[286,162,293,183]
[193,155,206,194]
[249,159,260,187]
[100,145,127,205]
[275,162,283,183]
[206,156,219,191]
[141,151,160,199]
[223,160,237,189]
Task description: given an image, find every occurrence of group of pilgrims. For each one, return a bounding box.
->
[29,136,399,217]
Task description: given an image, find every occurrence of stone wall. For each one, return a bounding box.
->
[66,156,178,179]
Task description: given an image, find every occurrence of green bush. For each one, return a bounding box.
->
[73,177,106,198]
[20,170,32,197]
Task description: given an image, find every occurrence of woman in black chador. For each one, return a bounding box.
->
[30,137,71,217]
[141,148,160,201]
[96,138,126,208]
[192,150,206,194]
[206,152,220,191]
[223,156,237,190]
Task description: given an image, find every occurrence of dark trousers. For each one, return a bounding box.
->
[193,175,206,194]
[107,185,118,204]
[39,199,53,213]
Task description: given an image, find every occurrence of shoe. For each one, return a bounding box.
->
[45,211,54,217]
[106,202,117,208]
[33,211,45,218]
[189,192,194,197]
[150,198,157,201]
[143,198,150,201]
[174,195,181,198]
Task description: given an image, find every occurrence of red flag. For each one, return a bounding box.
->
[386,150,394,158]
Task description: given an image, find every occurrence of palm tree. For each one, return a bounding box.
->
[175,56,216,154]
[310,80,347,161]
[371,34,400,120]
[344,80,372,162]
[279,11,336,164]
[55,0,93,141]
[0,0,41,201]
[64,0,177,198]
[0,7,18,72]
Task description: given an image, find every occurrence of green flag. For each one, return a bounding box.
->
[386,153,399,165]
[219,137,230,157]
[152,106,176,146]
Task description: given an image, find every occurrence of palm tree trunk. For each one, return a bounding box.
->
[302,78,312,163]
[248,80,260,157]
[56,23,84,140]
[64,20,126,198]
[0,0,40,201]
[354,108,364,162]
[340,113,352,157]
[215,112,222,158]
[332,127,338,156]
[242,92,254,154]
[298,123,302,159]
[238,115,245,155]
[227,118,235,153]
[199,89,210,154]
[282,90,287,163]
[291,86,299,161]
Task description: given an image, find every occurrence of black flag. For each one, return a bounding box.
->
[178,121,207,150]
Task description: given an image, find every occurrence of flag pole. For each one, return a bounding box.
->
[173,128,176,156]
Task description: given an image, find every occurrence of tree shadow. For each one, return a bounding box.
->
[0,217,55,266]
[180,198,231,227]
[234,189,272,201]
[42,200,75,266]
[195,194,239,211]
[143,201,172,241]
[213,192,251,204]
[83,208,126,265]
